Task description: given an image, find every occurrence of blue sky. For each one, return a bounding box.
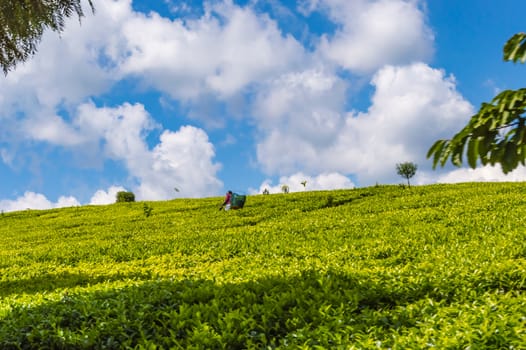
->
[1,0,526,211]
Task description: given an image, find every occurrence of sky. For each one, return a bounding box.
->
[1,0,526,212]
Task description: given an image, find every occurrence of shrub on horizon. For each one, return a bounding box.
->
[116,191,135,203]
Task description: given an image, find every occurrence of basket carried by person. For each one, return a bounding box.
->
[230,193,246,209]
[220,191,246,210]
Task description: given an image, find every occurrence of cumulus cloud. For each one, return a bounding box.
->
[74,101,157,162]
[0,0,301,197]
[74,103,222,200]
[435,165,526,184]
[22,113,85,146]
[0,1,130,111]
[0,192,80,213]
[253,68,347,174]
[2,0,521,210]
[252,172,355,194]
[332,63,473,184]
[256,63,474,186]
[0,0,136,163]
[253,69,346,133]
[90,186,127,205]
[6,99,223,203]
[119,0,306,100]
[315,0,434,73]
[0,184,131,212]
[135,126,223,199]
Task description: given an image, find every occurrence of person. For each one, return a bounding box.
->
[220,190,232,211]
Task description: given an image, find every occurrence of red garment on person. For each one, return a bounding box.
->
[224,192,232,204]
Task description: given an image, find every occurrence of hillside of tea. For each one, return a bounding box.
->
[0,183,524,349]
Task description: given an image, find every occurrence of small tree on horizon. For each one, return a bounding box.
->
[116,191,135,203]
[396,162,417,187]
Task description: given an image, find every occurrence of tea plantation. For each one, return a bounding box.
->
[0,183,524,349]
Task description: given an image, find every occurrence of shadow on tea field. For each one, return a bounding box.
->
[1,269,523,349]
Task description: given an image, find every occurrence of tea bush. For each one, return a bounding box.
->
[0,183,524,348]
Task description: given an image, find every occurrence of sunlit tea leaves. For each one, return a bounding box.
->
[0,183,525,348]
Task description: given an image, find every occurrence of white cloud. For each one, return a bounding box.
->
[119,0,306,100]
[435,165,526,184]
[0,0,136,158]
[333,63,474,184]
[0,192,80,213]
[90,186,127,205]
[0,0,131,111]
[0,185,132,213]
[135,126,223,199]
[74,101,157,162]
[22,113,84,146]
[254,68,347,174]
[56,196,81,208]
[256,63,474,186]
[253,69,346,132]
[3,0,520,209]
[74,103,222,200]
[252,172,355,194]
[1,0,308,148]
[12,99,223,201]
[316,0,434,73]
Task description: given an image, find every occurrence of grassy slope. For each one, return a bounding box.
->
[0,183,525,349]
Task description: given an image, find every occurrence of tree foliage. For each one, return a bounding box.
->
[427,33,526,174]
[396,162,417,187]
[116,191,135,203]
[504,32,526,63]
[0,0,94,75]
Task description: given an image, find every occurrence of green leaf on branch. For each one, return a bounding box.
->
[504,32,526,63]
[503,142,518,174]
[427,139,447,168]
[427,87,526,174]
[426,38,526,173]
[467,137,479,169]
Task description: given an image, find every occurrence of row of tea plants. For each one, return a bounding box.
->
[0,183,524,348]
